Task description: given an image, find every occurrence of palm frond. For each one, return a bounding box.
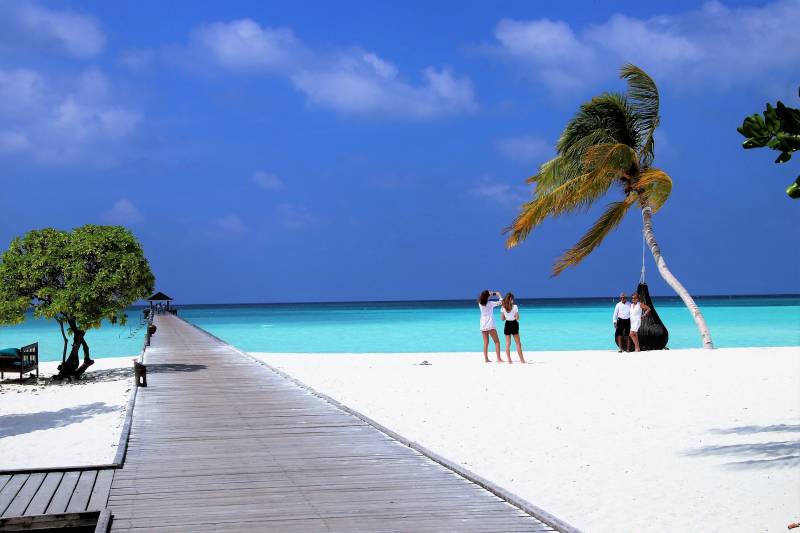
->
[582,143,638,176]
[560,128,621,170]
[620,64,660,166]
[507,144,638,249]
[528,156,581,193]
[636,168,672,212]
[620,64,659,126]
[559,93,640,159]
[551,195,636,276]
[572,143,638,203]
[504,177,590,248]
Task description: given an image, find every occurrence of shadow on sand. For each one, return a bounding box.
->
[708,424,800,435]
[0,402,120,439]
[1,363,206,386]
[0,375,40,386]
[80,366,134,383]
[687,424,800,469]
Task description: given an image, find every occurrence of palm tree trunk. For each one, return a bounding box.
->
[642,207,714,349]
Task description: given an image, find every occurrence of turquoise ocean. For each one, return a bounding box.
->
[1,296,798,362]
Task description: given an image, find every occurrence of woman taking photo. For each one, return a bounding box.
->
[501,293,525,364]
[629,292,651,352]
[478,290,504,363]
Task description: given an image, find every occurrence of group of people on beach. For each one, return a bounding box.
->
[478,289,653,359]
[477,290,525,363]
[612,292,651,352]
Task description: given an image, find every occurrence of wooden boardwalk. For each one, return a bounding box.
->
[108,315,557,532]
[0,468,114,517]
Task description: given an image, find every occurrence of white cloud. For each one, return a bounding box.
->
[252,171,285,191]
[190,19,302,71]
[469,177,529,207]
[119,49,155,72]
[180,19,477,119]
[212,214,247,234]
[102,199,144,225]
[276,203,314,229]
[492,0,800,93]
[494,18,598,93]
[291,52,476,119]
[0,67,141,164]
[496,136,551,163]
[0,2,105,58]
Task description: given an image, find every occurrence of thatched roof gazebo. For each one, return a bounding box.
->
[146,291,175,315]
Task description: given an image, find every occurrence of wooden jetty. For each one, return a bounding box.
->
[107,314,559,531]
[0,468,113,518]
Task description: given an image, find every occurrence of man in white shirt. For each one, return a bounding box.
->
[613,293,632,352]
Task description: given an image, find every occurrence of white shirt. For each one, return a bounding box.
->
[502,304,519,321]
[613,302,631,322]
[479,300,502,331]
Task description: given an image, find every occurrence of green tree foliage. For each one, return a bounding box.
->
[0,225,155,379]
[737,89,800,199]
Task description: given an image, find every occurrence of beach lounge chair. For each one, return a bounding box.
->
[0,343,39,382]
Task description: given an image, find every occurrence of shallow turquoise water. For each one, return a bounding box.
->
[181,296,800,353]
[0,312,148,362]
[2,297,797,361]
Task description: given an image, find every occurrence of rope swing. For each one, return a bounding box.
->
[640,207,651,284]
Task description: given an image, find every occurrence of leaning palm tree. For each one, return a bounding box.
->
[505,64,713,349]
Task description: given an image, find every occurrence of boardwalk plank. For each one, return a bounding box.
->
[2,472,44,517]
[108,315,555,532]
[66,470,97,512]
[0,474,27,516]
[24,472,62,516]
[87,469,114,510]
[46,471,79,514]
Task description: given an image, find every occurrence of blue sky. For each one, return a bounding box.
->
[1,0,798,303]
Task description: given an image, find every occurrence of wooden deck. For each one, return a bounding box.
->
[108,315,557,532]
[0,468,114,518]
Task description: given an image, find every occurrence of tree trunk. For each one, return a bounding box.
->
[58,319,68,365]
[74,337,94,378]
[56,329,82,379]
[642,207,714,349]
[55,319,93,379]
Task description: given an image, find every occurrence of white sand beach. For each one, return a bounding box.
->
[256,347,800,533]
[0,357,135,470]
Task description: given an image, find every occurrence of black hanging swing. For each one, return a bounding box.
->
[634,282,669,350]
[615,208,670,350]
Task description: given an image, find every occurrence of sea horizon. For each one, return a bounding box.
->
[143,292,800,308]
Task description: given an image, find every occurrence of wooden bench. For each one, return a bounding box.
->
[0,343,39,382]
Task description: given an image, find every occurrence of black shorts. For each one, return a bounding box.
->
[615,318,631,337]
[504,320,519,336]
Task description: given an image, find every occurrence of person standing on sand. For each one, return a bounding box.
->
[629,293,651,352]
[478,290,504,363]
[613,293,632,352]
[500,293,526,364]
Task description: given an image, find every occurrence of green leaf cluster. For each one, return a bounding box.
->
[737,89,800,199]
[0,225,155,332]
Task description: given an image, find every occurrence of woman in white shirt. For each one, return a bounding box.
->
[629,292,651,352]
[478,290,504,363]
[501,293,525,363]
